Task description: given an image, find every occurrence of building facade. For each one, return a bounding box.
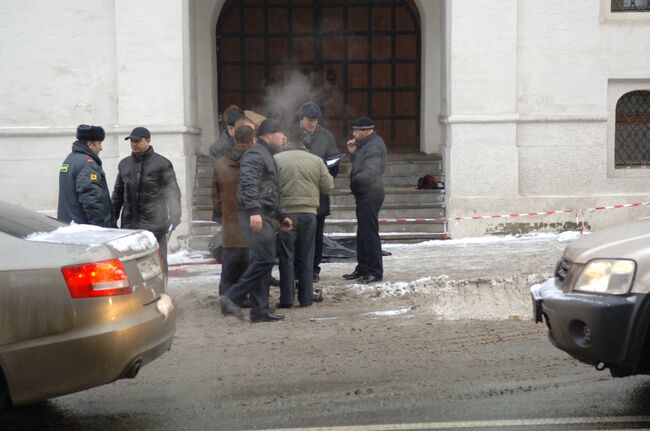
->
[0,0,649,241]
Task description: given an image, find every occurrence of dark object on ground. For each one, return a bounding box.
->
[270,276,280,287]
[323,236,391,262]
[313,273,320,283]
[417,173,444,190]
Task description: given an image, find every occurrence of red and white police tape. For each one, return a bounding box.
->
[373,201,650,225]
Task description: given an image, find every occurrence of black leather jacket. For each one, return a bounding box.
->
[349,132,387,197]
[112,146,182,233]
[237,139,285,220]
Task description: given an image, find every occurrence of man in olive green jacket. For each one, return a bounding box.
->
[274,126,334,307]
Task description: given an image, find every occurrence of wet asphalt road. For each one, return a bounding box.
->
[3,314,650,431]
[4,235,650,431]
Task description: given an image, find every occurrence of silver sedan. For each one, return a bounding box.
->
[0,201,175,408]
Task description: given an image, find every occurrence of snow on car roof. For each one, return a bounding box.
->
[26,224,157,253]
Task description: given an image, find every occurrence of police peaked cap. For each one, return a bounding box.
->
[352,116,374,130]
[76,124,105,141]
[298,101,322,119]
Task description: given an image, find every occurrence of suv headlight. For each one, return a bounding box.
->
[573,259,636,295]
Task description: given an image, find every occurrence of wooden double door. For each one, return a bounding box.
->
[216,0,421,152]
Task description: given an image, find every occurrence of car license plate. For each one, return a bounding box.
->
[138,255,161,281]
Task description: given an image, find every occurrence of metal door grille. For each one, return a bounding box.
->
[615,90,650,168]
[216,0,421,152]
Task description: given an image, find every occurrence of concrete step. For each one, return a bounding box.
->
[195,173,445,189]
[330,188,445,206]
[192,187,445,207]
[191,217,446,236]
[193,202,445,222]
[190,153,447,251]
[187,231,448,251]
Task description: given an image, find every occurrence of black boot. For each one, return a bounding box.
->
[250,310,285,323]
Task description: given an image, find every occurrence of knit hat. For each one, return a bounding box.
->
[76,124,105,141]
[352,116,374,130]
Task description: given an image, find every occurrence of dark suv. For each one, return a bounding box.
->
[531,218,650,377]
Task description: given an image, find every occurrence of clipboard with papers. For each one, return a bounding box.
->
[325,154,345,168]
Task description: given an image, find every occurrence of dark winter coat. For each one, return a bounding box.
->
[209,130,234,164]
[303,124,340,216]
[57,141,114,227]
[212,142,251,248]
[237,139,285,220]
[349,132,387,197]
[112,146,182,234]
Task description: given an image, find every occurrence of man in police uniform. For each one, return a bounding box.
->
[57,124,114,227]
[342,116,387,284]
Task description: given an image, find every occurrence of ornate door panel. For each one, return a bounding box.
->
[217,0,421,152]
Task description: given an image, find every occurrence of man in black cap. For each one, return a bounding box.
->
[57,124,115,227]
[112,127,182,273]
[342,116,387,284]
[297,101,340,283]
[209,108,245,164]
[220,119,293,323]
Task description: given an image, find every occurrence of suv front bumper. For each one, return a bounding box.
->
[531,278,642,368]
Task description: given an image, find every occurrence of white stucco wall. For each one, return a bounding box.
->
[0,0,198,245]
[445,0,650,237]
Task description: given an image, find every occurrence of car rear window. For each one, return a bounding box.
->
[0,202,64,238]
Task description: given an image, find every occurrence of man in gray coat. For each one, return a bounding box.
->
[342,116,387,284]
[297,101,340,282]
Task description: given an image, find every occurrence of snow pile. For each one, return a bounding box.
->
[168,249,214,265]
[351,277,435,298]
[364,308,412,318]
[341,274,549,320]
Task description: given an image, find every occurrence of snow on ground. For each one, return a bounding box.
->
[166,231,582,321]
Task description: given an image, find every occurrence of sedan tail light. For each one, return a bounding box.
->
[61,259,131,298]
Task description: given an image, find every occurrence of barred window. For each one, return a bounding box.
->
[615,90,650,168]
[612,0,650,12]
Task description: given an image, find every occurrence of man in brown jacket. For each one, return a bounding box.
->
[212,124,256,298]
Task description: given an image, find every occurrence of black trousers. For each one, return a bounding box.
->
[224,212,276,316]
[278,213,317,306]
[354,192,384,278]
[313,214,326,276]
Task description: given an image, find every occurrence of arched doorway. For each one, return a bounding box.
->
[216,0,421,152]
